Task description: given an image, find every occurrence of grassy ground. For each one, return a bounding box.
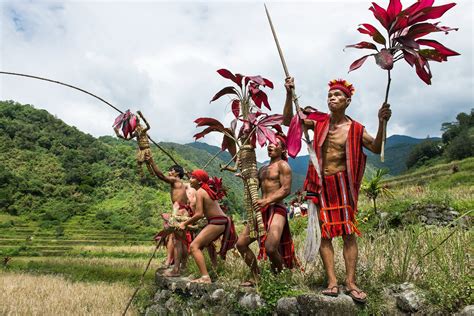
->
[1,158,473,315]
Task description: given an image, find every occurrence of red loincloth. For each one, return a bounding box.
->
[258,204,298,269]
[319,171,361,239]
[207,216,237,260]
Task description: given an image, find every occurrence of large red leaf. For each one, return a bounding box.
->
[414,58,432,85]
[113,112,126,127]
[409,3,456,25]
[194,126,224,140]
[348,54,373,72]
[387,0,402,21]
[406,23,458,40]
[416,39,460,57]
[369,2,390,30]
[221,128,237,158]
[217,69,242,87]
[346,41,379,50]
[403,49,417,67]
[210,86,238,102]
[307,111,329,122]
[231,99,240,118]
[358,24,386,45]
[395,36,420,49]
[261,126,277,146]
[418,49,447,62]
[286,114,302,158]
[251,90,271,110]
[194,117,225,128]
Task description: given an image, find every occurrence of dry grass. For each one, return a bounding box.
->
[72,244,156,254]
[0,272,136,315]
[12,256,162,270]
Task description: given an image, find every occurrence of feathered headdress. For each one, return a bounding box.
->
[328,79,355,97]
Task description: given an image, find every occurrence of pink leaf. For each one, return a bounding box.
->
[129,114,137,132]
[287,114,302,158]
[231,99,240,118]
[261,126,277,145]
[307,111,329,122]
[256,127,267,147]
[358,24,386,45]
[194,126,224,140]
[113,112,126,127]
[251,90,271,110]
[258,114,284,127]
[263,77,274,89]
[345,41,379,50]
[348,54,373,72]
[210,86,238,102]
[416,39,460,57]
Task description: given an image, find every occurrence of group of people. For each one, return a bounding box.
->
[123,77,391,304]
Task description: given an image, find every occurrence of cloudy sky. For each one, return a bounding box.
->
[1,0,472,160]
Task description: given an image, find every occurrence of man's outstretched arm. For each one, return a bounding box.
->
[283,77,295,126]
[363,103,392,154]
[150,162,175,184]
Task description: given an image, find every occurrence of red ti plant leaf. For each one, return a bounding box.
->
[405,22,458,40]
[369,2,390,30]
[251,90,271,110]
[409,3,456,25]
[210,86,238,102]
[358,23,386,45]
[395,36,420,49]
[194,126,223,140]
[416,39,460,57]
[345,41,379,51]
[195,117,225,129]
[221,128,237,159]
[231,99,240,118]
[375,49,394,70]
[348,54,373,72]
[386,0,402,21]
[258,114,283,127]
[418,49,447,62]
[245,76,274,89]
[113,112,126,128]
[287,114,302,158]
[217,69,243,87]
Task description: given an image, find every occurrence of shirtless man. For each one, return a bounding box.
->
[179,169,237,284]
[283,77,391,303]
[236,136,297,284]
[114,111,154,179]
[152,164,192,277]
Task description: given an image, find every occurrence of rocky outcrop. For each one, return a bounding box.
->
[402,203,469,227]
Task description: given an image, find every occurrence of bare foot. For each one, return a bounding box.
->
[191,275,212,284]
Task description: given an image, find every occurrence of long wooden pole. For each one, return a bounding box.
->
[0,71,179,165]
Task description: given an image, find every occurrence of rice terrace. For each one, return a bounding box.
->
[1,0,473,315]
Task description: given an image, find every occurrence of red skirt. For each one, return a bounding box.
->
[258,204,298,269]
[207,216,237,260]
[319,171,360,239]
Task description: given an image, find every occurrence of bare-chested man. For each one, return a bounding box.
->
[283,77,392,303]
[152,164,192,277]
[179,169,237,284]
[236,136,297,285]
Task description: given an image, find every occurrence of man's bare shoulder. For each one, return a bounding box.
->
[277,160,292,172]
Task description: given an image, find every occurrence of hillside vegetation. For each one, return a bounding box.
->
[0,100,243,238]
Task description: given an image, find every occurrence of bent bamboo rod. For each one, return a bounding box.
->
[0,70,179,165]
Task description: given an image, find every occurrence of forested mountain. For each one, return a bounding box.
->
[0,100,243,234]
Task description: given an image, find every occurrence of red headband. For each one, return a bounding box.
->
[191,169,226,200]
[275,134,288,161]
[328,79,355,98]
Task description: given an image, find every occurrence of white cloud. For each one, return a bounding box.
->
[1,0,472,161]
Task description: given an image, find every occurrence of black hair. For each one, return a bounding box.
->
[169,165,184,179]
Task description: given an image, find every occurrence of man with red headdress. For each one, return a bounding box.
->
[283,77,391,303]
[179,169,237,284]
[236,134,297,286]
